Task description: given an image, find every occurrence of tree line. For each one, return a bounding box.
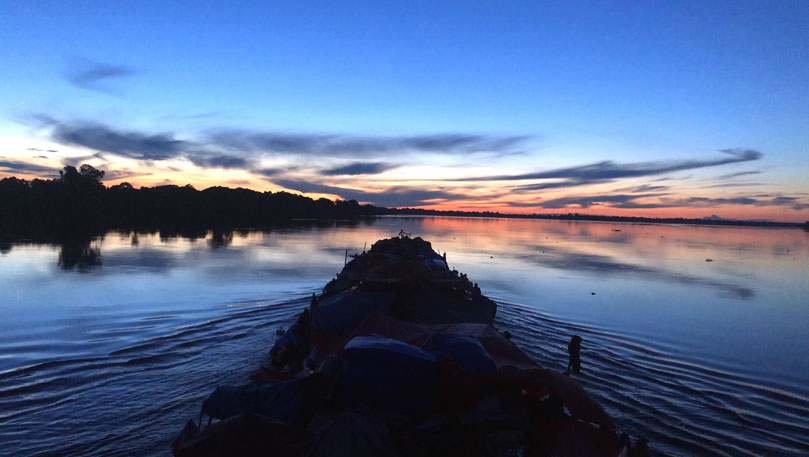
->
[0,165,383,235]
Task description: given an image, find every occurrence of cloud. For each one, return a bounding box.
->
[187,153,250,169]
[678,196,757,206]
[35,118,250,169]
[506,202,543,208]
[50,121,189,160]
[321,162,398,176]
[29,118,802,212]
[671,196,809,210]
[34,117,529,169]
[207,130,529,157]
[365,188,457,207]
[100,169,153,181]
[510,180,670,193]
[532,192,809,211]
[0,160,57,175]
[538,193,669,209]
[254,168,285,177]
[2,157,148,181]
[669,195,809,211]
[64,58,136,92]
[454,149,762,185]
[701,182,763,188]
[273,179,368,199]
[32,117,536,189]
[61,154,104,167]
[652,174,692,182]
[509,178,612,192]
[716,170,762,180]
[613,184,671,193]
[274,178,458,207]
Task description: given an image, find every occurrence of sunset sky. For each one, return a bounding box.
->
[1,1,808,221]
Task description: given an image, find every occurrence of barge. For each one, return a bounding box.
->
[172,234,647,457]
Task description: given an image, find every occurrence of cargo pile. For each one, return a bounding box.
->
[173,234,648,457]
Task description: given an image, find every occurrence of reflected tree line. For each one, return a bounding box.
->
[0,165,383,271]
[2,218,377,273]
[58,237,102,271]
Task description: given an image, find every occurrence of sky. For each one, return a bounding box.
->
[1,1,808,221]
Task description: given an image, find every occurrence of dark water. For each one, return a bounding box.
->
[1,217,807,456]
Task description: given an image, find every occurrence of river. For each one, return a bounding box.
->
[1,216,807,456]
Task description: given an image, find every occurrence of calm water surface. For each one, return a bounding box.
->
[1,217,807,456]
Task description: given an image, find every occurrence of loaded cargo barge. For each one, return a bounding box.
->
[172,234,649,457]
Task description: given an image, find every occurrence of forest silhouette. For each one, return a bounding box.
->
[0,165,382,236]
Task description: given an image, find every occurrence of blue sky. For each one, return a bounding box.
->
[1,1,808,220]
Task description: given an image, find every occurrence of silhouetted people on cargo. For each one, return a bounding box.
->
[269,308,313,372]
[296,309,311,358]
[310,292,318,317]
[618,433,630,450]
[629,437,651,457]
[567,335,583,375]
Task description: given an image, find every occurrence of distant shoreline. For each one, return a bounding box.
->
[382,208,809,229]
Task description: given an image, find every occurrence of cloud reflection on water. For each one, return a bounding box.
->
[518,245,754,299]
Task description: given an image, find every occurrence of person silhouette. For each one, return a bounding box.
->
[567,335,583,375]
[310,292,318,317]
[630,438,651,457]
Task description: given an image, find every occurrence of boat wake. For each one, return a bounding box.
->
[1,292,807,456]
[0,292,310,457]
[494,300,809,457]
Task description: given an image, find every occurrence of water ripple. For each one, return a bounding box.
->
[494,301,809,457]
[1,294,808,456]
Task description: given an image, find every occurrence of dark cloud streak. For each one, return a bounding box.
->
[321,162,398,175]
[716,170,762,180]
[100,170,153,181]
[529,193,809,211]
[613,184,671,193]
[207,130,528,157]
[35,118,529,175]
[0,160,56,175]
[274,178,458,207]
[51,121,187,160]
[509,179,611,192]
[64,58,136,92]
[187,154,250,169]
[538,193,669,209]
[454,149,762,186]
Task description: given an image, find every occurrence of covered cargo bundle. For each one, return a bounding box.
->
[341,335,438,414]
